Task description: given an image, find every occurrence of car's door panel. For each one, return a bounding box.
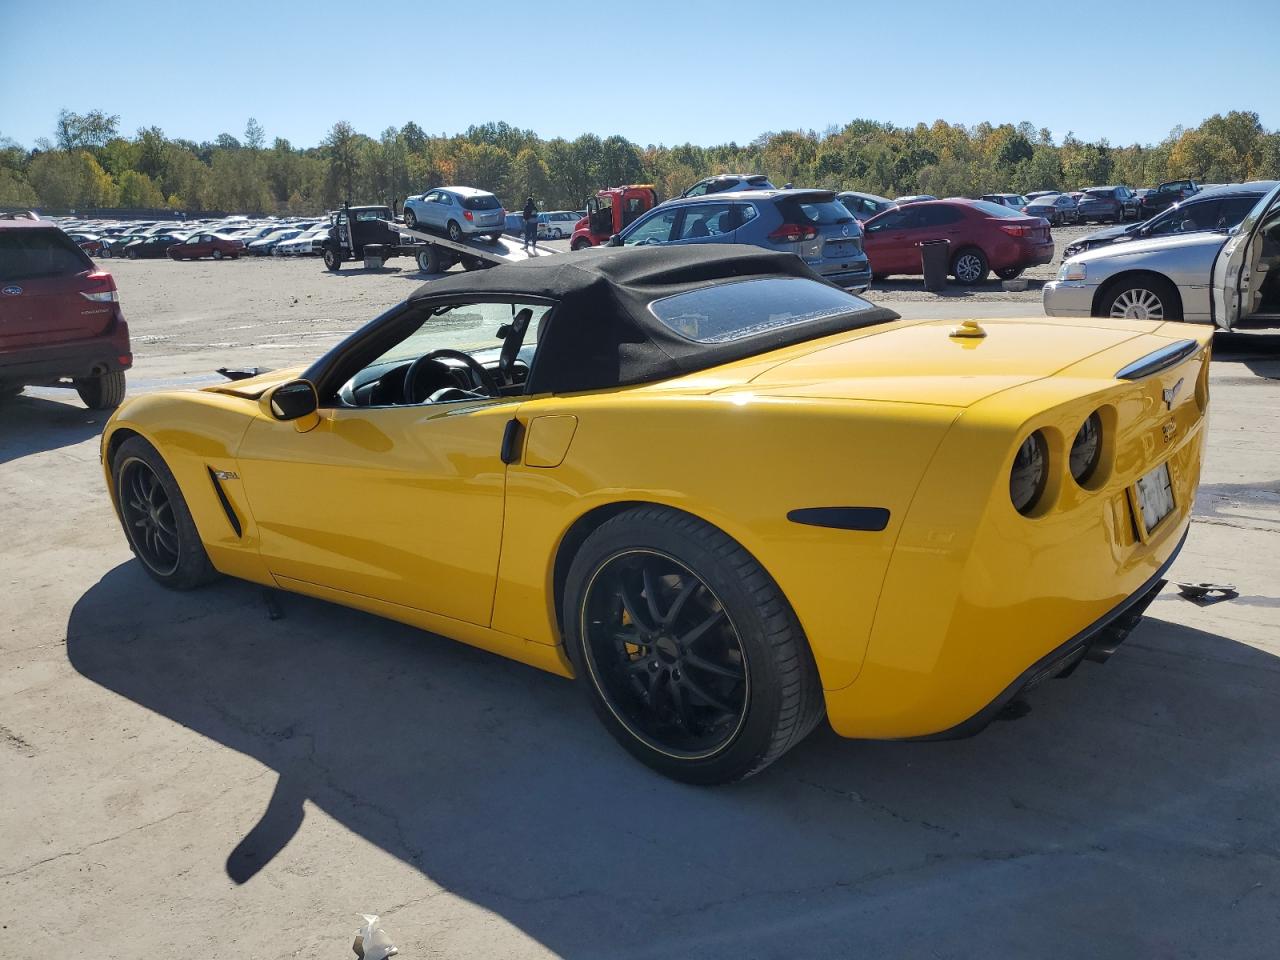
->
[235,399,519,625]
[1212,184,1280,329]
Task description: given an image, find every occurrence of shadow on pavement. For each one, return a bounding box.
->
[0,391,106,465]
[68,562,1280,958]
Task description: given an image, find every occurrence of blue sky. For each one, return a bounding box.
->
[2,0,1275,149]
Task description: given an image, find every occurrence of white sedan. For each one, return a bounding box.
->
[1044,182,1280,328]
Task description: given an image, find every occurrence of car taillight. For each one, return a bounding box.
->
[768,223,817,243]
[463,210,474,221]
[999,224,1033,237]
[81,272,119,302]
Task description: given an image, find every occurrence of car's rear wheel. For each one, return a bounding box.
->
[951,248,989,285]
[1100,276,1182,321]
[74,370,126,410]
[404,208,418,229]
[112,436,219,590]
[563,506,825,784]
[213,249,224,260]
[446,220,463,243]
[128,248,139,259]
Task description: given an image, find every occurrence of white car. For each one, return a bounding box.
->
[249,229,301,255]
[275,225,331,257]
[537,211,581,239]
[1043,182,1280,327]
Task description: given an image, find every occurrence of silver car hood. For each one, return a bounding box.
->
[1072,230,1224,263]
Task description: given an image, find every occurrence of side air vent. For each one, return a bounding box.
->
[207,467,243,537]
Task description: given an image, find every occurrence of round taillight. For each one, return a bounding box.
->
[1069,411,1103,486]
[1010,431,1048,515]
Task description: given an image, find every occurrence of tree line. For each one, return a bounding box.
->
[1,109,1277,216]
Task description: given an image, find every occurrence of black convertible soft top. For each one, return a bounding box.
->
[405,245,899,394]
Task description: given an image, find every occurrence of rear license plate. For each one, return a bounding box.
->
[1135,462,1175,532]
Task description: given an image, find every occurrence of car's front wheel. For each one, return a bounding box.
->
[1099,276,1182,321]
[563,506,824,784]
[571,237,592,251]
[74,369,126,410]
[323,246,343,272]
[951,247,989,285]
[111,435,219,589]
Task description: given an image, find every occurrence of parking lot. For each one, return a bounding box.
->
[3,251,1280,958]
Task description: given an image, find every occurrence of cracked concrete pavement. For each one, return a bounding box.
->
[2,258,1279,958]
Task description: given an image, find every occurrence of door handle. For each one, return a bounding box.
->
[500,418,524,464]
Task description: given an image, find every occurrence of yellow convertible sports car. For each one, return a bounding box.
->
[101,245,1210,783]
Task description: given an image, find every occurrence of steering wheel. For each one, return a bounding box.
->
[404,348,499,404]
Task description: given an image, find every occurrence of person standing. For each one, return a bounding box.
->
[522,196,538,253]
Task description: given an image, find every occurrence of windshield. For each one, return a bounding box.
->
[648,277,879,344]
[374,302,551,364]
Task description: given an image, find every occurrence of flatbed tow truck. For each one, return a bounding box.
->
[322,203,539,274]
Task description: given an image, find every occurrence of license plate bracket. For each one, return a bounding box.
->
[1131,461,1175,538]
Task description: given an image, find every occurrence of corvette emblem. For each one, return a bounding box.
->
[1162,378,1184,411]
[2,285,22,296]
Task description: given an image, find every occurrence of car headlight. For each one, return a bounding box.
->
[1069,411,1103,485]
[1058,260,1087,281]
[1010,430,1049,515]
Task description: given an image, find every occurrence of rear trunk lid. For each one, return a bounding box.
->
[735,317,1161,407]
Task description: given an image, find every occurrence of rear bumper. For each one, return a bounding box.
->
[819,262,873,290]
[0,324,132,385]
[911,529,1184,740]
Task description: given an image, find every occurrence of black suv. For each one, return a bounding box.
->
[1063,181,1275,259]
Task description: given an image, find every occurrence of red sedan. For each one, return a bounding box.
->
[167,232,245,261]
[862,199,1053,284]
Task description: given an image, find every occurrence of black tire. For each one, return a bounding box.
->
[571,237,591,251]
[111,435,219,590]
[1097,275,1182,321]
[995,267,1024,281]
[0,385,21,403]
[416,246,445,273]
[404,208,418,229]
[128,248,139,259]
[74,370,126,410]
[563,506,825,784]
[872,273,888,283]
[212,249,224,261]
[323,246,344,271]
[446,220,463,243]
[951,247,989,285]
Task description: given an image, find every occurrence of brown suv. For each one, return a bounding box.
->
[0,218,133,409]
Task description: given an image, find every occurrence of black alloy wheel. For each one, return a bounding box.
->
[118,456,182,577]
[581,549,749,759]
[111,436,219,589]
[564,506,825,784]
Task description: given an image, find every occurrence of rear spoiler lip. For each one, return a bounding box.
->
[1114,339,1201,381]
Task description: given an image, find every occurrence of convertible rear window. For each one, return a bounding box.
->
[648,277,879,344]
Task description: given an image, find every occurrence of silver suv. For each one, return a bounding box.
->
[403,186,505,243]
[610,189,871,291]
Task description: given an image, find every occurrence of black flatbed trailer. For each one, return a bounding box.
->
[322,204,535,274]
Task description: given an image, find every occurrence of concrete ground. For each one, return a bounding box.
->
[1,255,1279,959]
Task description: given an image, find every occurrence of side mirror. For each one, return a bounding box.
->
[606,234,622,247]
[268,379,319,422]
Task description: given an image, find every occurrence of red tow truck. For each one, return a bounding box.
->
[569,185,659,249]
